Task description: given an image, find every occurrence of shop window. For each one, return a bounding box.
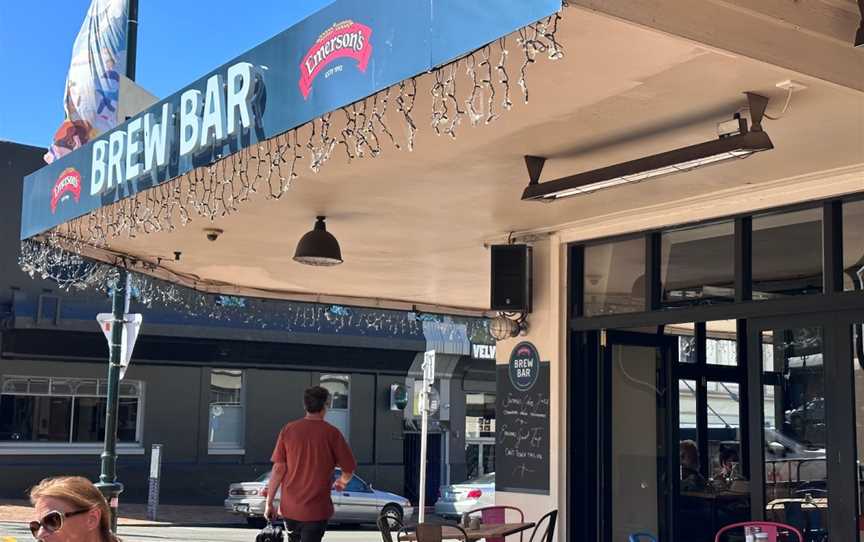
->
[320,374,350,442]
[584,237,645,316]
[465,393,495,439]
[852,322,864,538]
[706,320,737,367]
[843,199,864,292]
[752,208,823,298]
[665,324,696,364]
[661,221,735,307]
[208,369,244,452]
[0,376,143,444]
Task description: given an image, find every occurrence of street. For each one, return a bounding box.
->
[0,522,381,542]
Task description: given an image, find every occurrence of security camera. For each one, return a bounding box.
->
[204,228,224,242]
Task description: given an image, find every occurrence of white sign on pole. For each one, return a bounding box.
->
[96,313,143,380]
[418,350,435,523]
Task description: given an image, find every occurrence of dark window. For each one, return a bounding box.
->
[843,199,864,292]
[584,237,645,316]
[71,398,138,442]
[752,208,823,298]
[661,221,735,307]
[0,396,71,442]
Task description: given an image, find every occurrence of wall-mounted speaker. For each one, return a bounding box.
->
[490,244,532,312]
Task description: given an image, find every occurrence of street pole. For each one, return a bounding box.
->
[95,269,130,533]
[126,0,138,81]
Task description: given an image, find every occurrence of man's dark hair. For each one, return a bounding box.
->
[304,386,330,413]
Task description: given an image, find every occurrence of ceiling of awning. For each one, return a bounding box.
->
[40,7,864,313]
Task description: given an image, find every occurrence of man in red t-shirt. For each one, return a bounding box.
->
[265,385,357,542]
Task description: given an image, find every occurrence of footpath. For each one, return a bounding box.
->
[0,500,241,527]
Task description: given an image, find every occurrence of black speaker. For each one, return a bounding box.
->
[490,244,532,312]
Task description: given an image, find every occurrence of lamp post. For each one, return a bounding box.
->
[95,269,130,532]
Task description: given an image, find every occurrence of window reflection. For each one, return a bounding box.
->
[761,327,829,540]
[752,208,823,298]
[843,199,864,292]
[584,237,645,316]
[662,221,735,307]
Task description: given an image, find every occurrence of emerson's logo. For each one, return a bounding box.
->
[50,167,82,214]
[299,20,372,99]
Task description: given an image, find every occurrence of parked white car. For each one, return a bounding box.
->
[434,472,495,520]
[224,469,413,527]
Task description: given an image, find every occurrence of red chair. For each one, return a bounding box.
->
[714,521,803,542]
[464,505,525,542]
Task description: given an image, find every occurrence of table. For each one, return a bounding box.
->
[399,522,535,541]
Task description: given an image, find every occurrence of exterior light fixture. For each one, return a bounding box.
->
[488,313,528,341]
[293,216,343,266]
[522,93,773,202]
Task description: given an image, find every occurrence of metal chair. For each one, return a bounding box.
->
[463,505,526,542]
[628,533,657,542]
[527,510,557,542]
[397,521,469,542]
[714,521,803,542]
[378,514,404,542]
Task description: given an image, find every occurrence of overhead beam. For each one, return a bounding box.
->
[569,0,864,92]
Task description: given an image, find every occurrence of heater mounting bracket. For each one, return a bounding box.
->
[525,156,546,186]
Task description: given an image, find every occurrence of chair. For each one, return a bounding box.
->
[628,534,657,542]
[527,510,557,542]
[399,521,469,542]
[378,514,405,542]
[714,521,803,542]
[464,505,526,542]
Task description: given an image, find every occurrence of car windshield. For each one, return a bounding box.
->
[255,471,271,483]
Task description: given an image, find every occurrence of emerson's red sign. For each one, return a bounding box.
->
[299,20,373,99]
[50,167,82,214]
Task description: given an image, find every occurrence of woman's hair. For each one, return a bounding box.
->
[29,476,119,542]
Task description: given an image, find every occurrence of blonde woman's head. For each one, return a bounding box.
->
[28,476,117,542]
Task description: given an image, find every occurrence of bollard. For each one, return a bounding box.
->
[146,444,163,521]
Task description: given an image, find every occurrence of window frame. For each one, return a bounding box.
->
[207,368,246,455]
[0,375,145,455]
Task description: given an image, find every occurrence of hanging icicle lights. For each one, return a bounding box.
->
[20,8,566,306]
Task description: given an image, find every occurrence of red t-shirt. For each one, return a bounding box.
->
[270,418,357,522]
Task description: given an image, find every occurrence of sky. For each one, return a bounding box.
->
[0,0,333,148]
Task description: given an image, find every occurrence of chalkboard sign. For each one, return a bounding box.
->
[495,342,550,495]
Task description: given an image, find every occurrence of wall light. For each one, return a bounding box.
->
[522,93,773,201]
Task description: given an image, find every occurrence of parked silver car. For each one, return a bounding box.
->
[434,472,495,519]
[224,469,413,527]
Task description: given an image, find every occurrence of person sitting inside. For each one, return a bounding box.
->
[712,447,741,488]
[679,440,707,492]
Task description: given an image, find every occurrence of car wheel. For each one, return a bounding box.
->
[246,517,267,529]
[380,504,403,530]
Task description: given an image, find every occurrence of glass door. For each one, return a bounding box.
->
[749,317,833,542]
[602,329,675,542]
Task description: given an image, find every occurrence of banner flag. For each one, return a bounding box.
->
[45,0,128,164]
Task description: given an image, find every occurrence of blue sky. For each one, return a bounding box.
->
[0,0,332,148]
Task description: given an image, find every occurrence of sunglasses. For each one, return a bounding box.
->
[29,509,90,538]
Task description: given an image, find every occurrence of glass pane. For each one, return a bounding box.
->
[320,374,349,409]
[761,327,829,539]
[752,208,823,298]
[853,322,864,539]
[482,443,495,476]
[611,343,664,540]
[28,378,49,395]
[584,237,645,316]
[666,324,696,364]
[71,398,137,443]
[209,404,244,447]
[706,320,738,366]
[210,369,242,404]
[0,396,71,442]
[661,221,735,306]
[466,443,480,480]
[466,393,495,438]
[1,377,28,394]
[51,379,74,396]
[844,200,864,292]
[75,379,98,396]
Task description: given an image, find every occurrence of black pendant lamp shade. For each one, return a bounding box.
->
[294,216,343,266]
